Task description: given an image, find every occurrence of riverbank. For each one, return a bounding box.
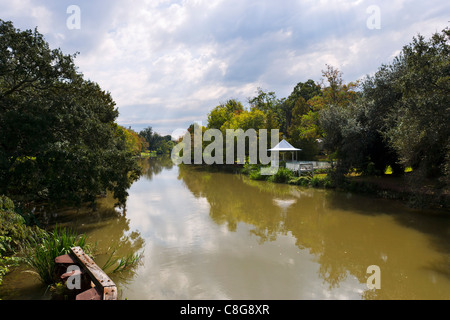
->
[182,163,449,212]
[140,151,158,158]
[346,174,449,211]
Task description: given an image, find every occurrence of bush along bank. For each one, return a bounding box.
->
[0,195,46,286]
[241,164,333,187]
[239,164,449,211]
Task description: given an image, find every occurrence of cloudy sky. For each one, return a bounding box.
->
[1,0,448,136]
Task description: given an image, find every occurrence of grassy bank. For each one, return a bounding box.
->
[140,151,158,158]
[239,164,449,211]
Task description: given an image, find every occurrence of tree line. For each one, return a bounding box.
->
[201,27,449,187]
[138,126,174,155]
[1,18,448,208]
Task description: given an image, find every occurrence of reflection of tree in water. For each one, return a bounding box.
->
[139,155,174,181]
[177,165,450,299]
[178,165,287,238]
[44,191,146,289]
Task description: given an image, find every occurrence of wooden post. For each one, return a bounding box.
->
[69,247,117,300]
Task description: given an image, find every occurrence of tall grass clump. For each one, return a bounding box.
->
[102,247,143,274]
[23,227,93,285]
[267,167,293,183]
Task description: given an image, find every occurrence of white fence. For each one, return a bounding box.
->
[285,161,333,173]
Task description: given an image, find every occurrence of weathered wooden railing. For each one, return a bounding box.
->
[54,246,117,300]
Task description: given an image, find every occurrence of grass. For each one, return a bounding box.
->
[0,236,19,286]
[248,169,266,181]
[23,227,94,285]
[140,151,158,158]
[288,173,333,188]
[384,165,413,175]
[23,227,143,286]
[102,247,143,274]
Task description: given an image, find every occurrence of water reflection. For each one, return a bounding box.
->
[0,189,146,299]
[176,165,450,299]
[2,157,449,300]
[139,155,174,181]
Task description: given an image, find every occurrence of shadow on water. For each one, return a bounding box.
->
[324,190,450,282]
[325,190,450,249]
[177,164,450,299]
[1,156,178,300]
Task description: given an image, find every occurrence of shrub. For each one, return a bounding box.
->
[323,176,334,188]
[1,195,45,285]
[0,236,19,286]
[310,176,322,187]
[288,175,311,186]
[249,169,266,181]
[268,167,293,183]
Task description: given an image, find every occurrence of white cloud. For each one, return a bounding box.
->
[1,0,449,134]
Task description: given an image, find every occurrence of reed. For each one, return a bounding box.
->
[102,247,143,274]
[23,227,93,285]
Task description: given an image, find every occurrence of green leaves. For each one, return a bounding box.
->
[23,227,91,285]
[319,28,450,182]
[381,28,450,179]
[0,20,140,206]
[139,126,173,154]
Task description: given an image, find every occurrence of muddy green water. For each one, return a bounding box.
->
[1,157,449,300]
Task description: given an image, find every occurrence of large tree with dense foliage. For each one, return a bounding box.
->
[286,68,358,160]
[320,28,450,184]
[284,80,321,141]
[382,29,450,181]
[0,20,141,205]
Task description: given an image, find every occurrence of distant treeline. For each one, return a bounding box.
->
[138,127,174,155]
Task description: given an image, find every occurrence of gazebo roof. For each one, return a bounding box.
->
[268,139,302,151]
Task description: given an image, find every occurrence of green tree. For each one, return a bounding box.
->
[288,97,321,160]
[207,99,244,130]
[284,79,321,134]
[382,29,450,180]
[320,28,450,185]
[319,103,368,180]
[118,126,148,155]
[0,20,140,205]
[248,89,285,135]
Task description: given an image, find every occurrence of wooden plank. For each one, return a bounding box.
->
[55,254,77,264]
[60,269,83,280]
[76,287,102,300]
[103,286,118,300]
[70,246,117,300]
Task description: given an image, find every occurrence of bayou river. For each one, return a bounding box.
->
[1,156,449,300]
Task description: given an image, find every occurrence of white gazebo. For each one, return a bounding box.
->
[268,139,302,162]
